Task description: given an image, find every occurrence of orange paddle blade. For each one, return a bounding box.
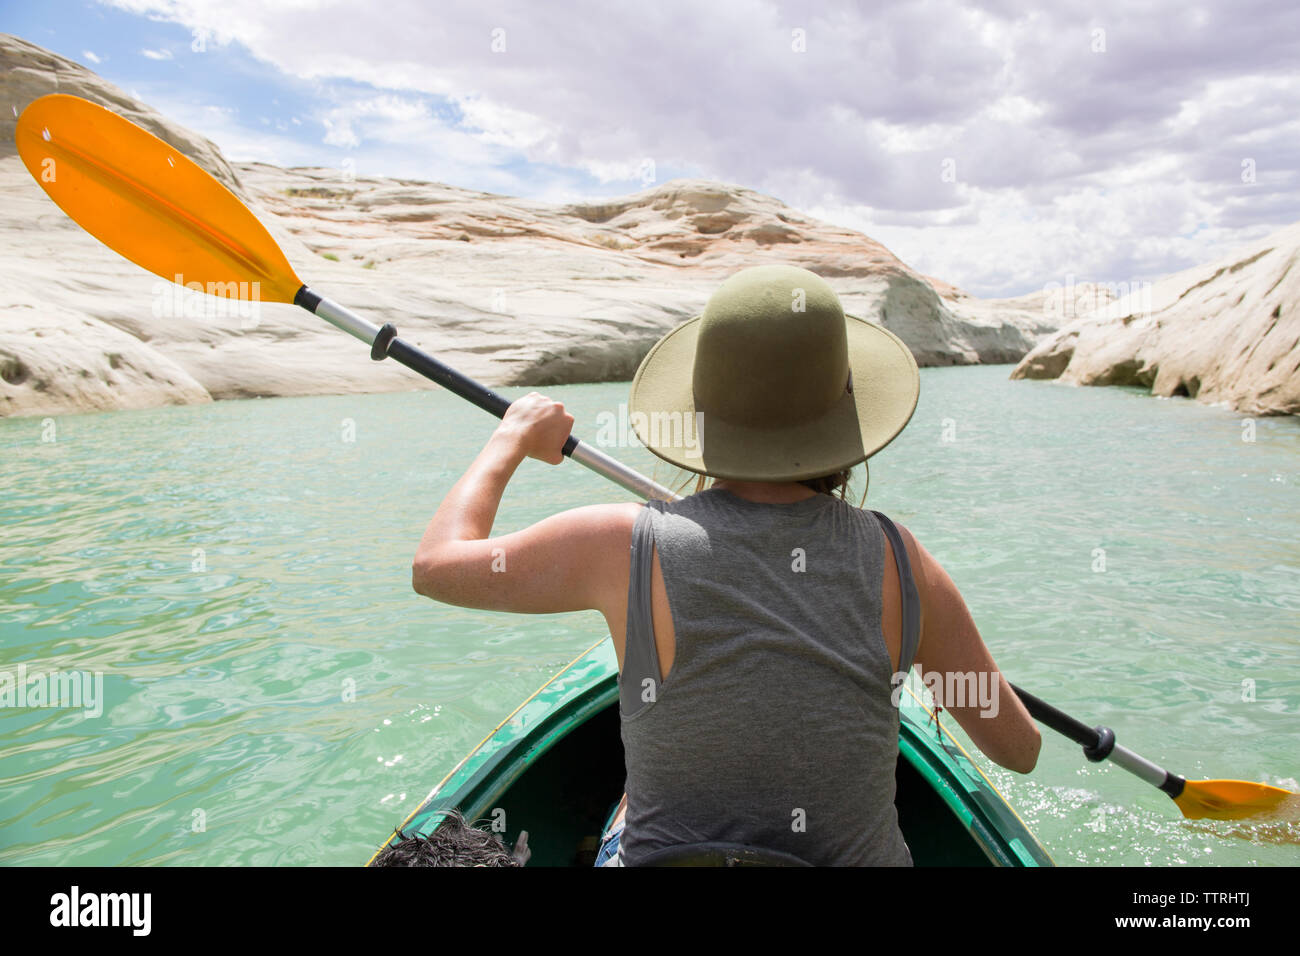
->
[14,93,302,303]
[1174,779,1296,820]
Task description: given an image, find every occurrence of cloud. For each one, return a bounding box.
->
[318,94,433,149]
[82,50,103,64]
[96,0,1300,296]
[140,47,174,60]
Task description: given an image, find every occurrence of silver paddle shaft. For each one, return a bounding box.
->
[1107,743,1171,788]
[571,440,682,502]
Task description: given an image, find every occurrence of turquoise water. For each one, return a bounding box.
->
[1,366,1297,866]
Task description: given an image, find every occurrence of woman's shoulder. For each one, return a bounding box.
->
[538,502,643,547]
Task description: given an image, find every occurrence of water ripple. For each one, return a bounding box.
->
[1,373,1297,866]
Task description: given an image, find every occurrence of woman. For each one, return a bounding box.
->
[412,265,1040,866]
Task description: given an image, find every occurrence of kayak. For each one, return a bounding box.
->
[369,638,1054,867]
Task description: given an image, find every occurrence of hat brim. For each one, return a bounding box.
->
[628,313,919,482]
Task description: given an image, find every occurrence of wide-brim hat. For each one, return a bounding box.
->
[628,264,919,482]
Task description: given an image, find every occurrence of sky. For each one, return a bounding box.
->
[3,0,1299,298]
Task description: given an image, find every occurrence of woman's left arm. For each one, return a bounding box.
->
[411,393,635,614]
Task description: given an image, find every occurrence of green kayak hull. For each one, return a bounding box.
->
[370,639,1054,867]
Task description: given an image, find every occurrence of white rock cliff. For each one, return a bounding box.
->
[11,33,1289,422]
[1012,223,1300,417]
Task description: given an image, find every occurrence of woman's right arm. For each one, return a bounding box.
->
[898,525,1041,774]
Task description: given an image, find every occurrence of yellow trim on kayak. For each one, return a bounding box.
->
[901,681,1048,858]
[364,637,609,866]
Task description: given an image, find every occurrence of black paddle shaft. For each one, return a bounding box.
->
[293,284,579,458]
[1010,683,1117,762]
[384,335,579,457]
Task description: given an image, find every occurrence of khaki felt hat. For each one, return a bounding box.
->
[628,264,920,482]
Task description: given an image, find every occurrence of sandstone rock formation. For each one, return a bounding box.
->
[1012,223,1300,417]
[0,33,1060,420]
[0,33,243,196]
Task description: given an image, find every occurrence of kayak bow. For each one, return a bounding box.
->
[369,640,1053,867]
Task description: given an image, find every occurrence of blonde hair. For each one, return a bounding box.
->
[659,462,871,509]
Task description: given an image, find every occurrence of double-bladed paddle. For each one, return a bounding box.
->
[13,93,675,504]
[1010,684,1292,821]
[14,93,1294,823]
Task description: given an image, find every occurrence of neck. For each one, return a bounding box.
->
[710,479,818,504]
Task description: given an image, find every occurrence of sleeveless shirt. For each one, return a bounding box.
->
[617,487,919,866]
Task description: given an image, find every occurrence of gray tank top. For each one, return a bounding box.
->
[617,487,920,866]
